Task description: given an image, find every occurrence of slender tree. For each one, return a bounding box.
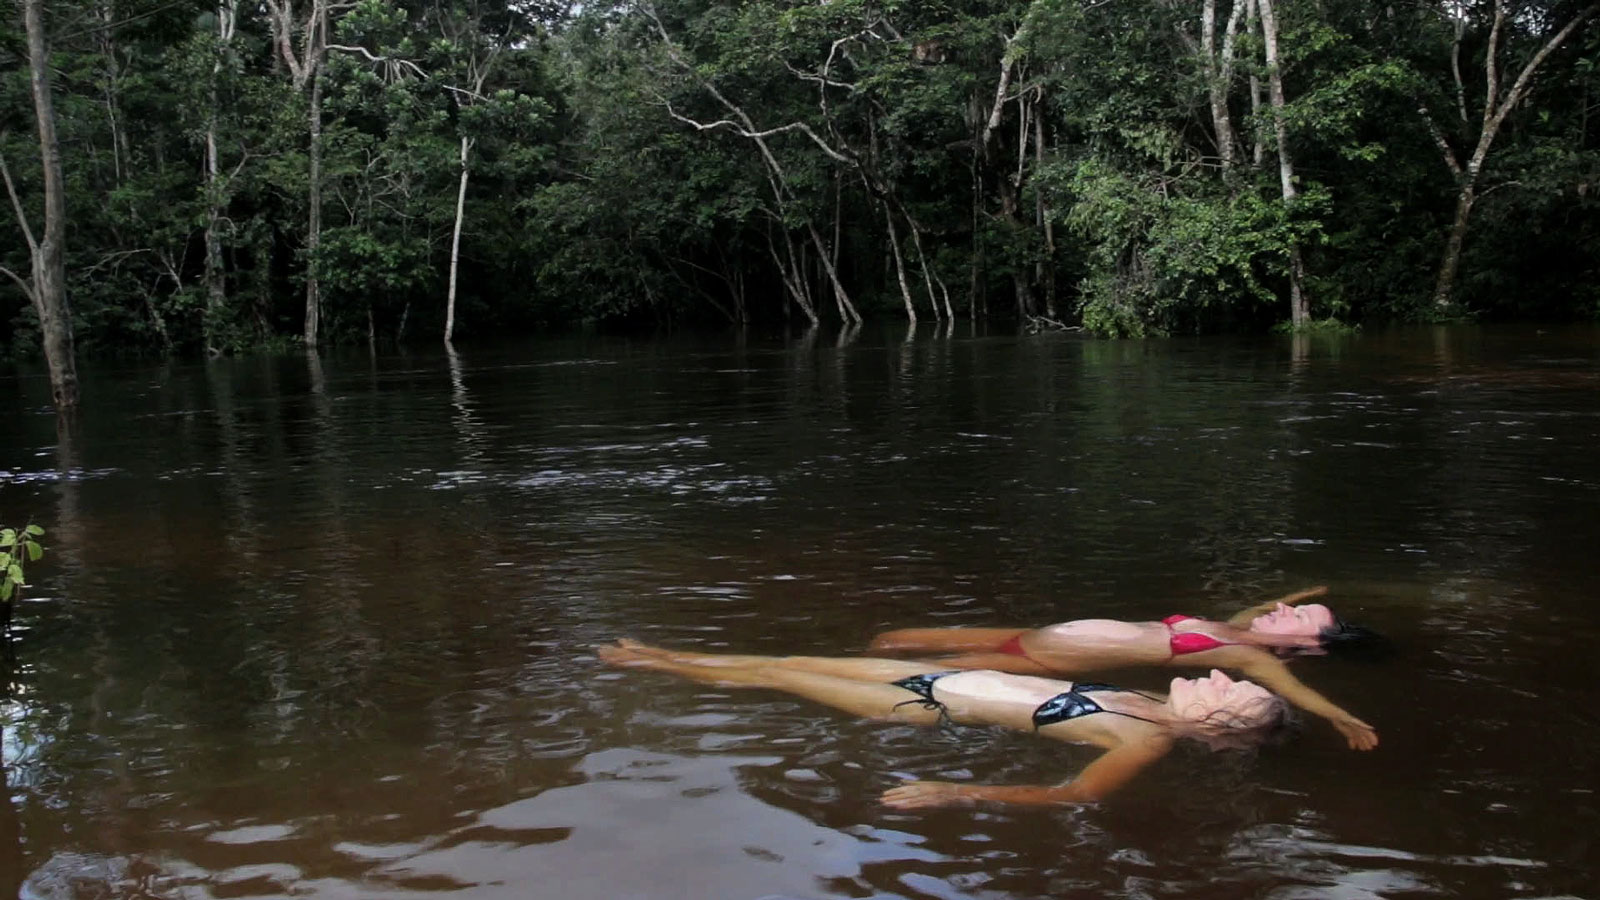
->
[202,0,242,354]
[1420,0,1599,307]
[266,0,345,345]
[1257,0,1310,326]
[2,0,79,409]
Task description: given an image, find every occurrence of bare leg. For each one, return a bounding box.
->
[868,627,1030,654]
[617,638,934,681]
[598,643,943,724]
[929,651,1056,676]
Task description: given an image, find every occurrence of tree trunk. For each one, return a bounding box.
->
[1431,178,1476,306]
[1246,0,1265,167]
[807,223,859,325]
[445,136,472,343]
[24,0,79,410]
[1426,0,1598,306]
[969,152,985,319]
[1033,104,1057,318]
[95,4,127,187]
[1257,0,1309,327]
[997,179,1036,319]
[1203,0,1243,174]
[905,212,947,320]
[765,225,817,325]
[304,62,324,345]
[884,202,916,323]
[203,0,238,355]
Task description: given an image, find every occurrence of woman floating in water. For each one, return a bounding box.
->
[598,639,1289,809]
[867,586,1383,750]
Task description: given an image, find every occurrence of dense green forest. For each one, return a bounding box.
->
[4,0,1598,368]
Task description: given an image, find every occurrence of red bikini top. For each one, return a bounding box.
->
[1162,615,1234,655]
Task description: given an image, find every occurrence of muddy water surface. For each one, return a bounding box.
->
[2,325,1597,899]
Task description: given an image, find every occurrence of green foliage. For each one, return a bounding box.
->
[1272,317,1358,334]
[0,525,45,622]
[2,0,1598,352]
[1055,156,1326,336]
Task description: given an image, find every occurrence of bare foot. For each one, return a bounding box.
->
[614,639,749,667]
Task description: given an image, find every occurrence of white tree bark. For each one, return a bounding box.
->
[204,0,239,354]
[445,135,473,343]
[1256,0,1309,326]
[20,0,78,409]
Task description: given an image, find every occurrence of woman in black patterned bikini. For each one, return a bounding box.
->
[597,639,1289,810]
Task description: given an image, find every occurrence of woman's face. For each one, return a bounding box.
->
[1168,670,1276,724]
[1250,602,1335,636]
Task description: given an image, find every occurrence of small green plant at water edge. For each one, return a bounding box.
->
[1272,317,1360,335]
[1,525,45,627]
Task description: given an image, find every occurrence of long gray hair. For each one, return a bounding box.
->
[1172,693,1294,751]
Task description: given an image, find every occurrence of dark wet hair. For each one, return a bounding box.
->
[1316,619,1393,661]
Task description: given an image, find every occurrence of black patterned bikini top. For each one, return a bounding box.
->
[890,673,1163,731]
[1030,682,1163,729]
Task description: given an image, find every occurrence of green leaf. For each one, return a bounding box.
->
[1,581,12,601]
[25,524,43,536]
[27,542,42,562]
[0,530,15,547]
[0,552,9,568]
[6,564,21,583]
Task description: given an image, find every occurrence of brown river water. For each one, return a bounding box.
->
[1,325,1598,900]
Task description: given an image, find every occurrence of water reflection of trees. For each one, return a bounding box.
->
[1,351,624,890]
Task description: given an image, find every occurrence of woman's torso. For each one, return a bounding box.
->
[926,670,1162,742]
[1025,617,1246,669]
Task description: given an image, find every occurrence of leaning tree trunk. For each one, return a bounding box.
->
[24,0,78,410]
[883,202,916,324]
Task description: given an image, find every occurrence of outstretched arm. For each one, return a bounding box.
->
[1224,648,1378,750]
[1226,585,1330,628]
[880,737,1173,809]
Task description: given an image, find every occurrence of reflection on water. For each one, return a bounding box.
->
[389,749,868,900]
[1,325,1597,899]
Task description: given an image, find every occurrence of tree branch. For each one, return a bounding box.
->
[1490,1,1599,134]
[662,103,853,164]
[1482,0,1504,133]
[0,264,32,299]
[442,84,491,103]
[0,144,39,254]
[1417,102,1463,177]
[326,43,426,79]
[1451,16,1469,125]
[83,248,150,275]
[785,62,858,92]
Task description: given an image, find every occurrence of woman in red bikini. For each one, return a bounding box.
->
[599,639,1290,809]
[867,586,1383,751]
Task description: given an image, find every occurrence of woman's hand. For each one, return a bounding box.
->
[880,781,975,809]
[1332,714,1379,750]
